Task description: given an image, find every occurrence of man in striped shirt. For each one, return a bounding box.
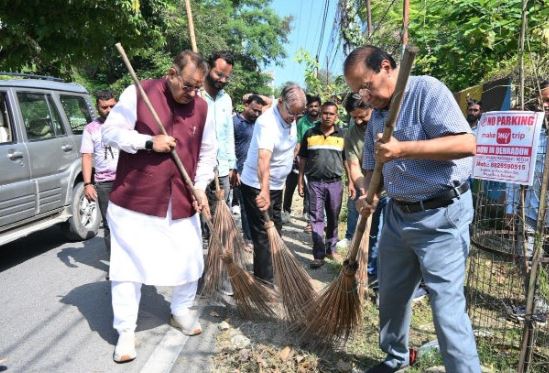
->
[298,101,345,269]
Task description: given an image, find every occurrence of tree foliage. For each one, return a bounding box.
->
[295,49,348,103]
[338,0,549,91]
[0,0,291,101]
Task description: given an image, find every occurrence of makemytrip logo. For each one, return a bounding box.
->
[496,128,511,144]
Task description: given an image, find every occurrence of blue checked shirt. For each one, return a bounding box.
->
[363,76,473,202]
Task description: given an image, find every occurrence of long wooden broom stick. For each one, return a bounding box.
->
[301,46,418,345]
[115,43,276,318]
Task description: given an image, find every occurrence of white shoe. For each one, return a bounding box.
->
[113,331,136,363]
[221,278,234,296]
[231,205,241,216]
[336,238,349,251]
[281,211,291,224]
[170,309,202,336]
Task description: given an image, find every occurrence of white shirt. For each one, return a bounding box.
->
[202,89,235,177]
[241,105,297,190]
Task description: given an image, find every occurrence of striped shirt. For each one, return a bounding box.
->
[363,75,473,201]
[299,124,345,180]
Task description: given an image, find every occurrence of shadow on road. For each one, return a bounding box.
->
[0,226,66,272]
[60,282,171,345]
[57,238,109,273]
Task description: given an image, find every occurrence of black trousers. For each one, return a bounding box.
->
[95,181,113,256]
[240,182,283,283]
[282,172,298,213]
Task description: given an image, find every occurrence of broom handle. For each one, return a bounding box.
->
[184,0,198,53]
[348,46,418,261]
[115,42,211,223]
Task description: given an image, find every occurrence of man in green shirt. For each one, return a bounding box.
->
[282,95,321,230]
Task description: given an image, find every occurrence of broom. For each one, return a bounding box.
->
[115,43,276,319]
[263,211,316,325]
[203,171,255,296]
[202,173,229,297]
[300,46,419,346]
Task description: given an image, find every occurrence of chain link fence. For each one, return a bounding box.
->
[467,137,549,372]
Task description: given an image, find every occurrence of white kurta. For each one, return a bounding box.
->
[102,84,217,286]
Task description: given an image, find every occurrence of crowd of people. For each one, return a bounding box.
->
[79,44,549,372]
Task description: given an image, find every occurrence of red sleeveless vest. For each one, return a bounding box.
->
[110,79,208,219]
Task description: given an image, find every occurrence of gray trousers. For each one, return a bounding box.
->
[96,181,113,257]
[377,190,480,372]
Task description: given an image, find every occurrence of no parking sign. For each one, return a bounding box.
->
[472,111,545,185]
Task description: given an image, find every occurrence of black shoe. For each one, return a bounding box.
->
[309,259,325,269]
[366,362,403,373]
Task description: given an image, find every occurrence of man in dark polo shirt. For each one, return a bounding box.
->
[298,101,345,268]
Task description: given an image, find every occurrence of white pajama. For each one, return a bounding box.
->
[112,280,198,332]
[102,83,217,334]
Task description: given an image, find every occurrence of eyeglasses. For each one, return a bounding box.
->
[283,101,301,117]
[171,68,202,93]
[358,83,373,98]
[212,70,231,82]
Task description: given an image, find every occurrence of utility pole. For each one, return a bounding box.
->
[402,0,410,47]
[326,57,330,86]
[366,0,372,37]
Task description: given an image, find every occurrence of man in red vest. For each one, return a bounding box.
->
[102,50,217,363]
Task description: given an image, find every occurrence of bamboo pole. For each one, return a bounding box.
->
[366,0,372,37]
[184,0,198,53]
[516,1,534,371]
[402,0,410,47]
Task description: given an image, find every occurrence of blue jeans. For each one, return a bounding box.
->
[345,191,387,277]
[377,190,480,372]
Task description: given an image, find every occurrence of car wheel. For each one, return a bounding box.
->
[62,182,100,241]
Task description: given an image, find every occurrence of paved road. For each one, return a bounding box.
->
[0,226,220,373]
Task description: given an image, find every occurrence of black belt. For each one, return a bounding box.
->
[394,182,470,213]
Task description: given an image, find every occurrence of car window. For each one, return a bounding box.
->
[18,92,65,141]
[47,95,66,136]
[0,91,14,144]
[59,95,93,134]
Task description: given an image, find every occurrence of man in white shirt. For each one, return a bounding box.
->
[240,83,306,282]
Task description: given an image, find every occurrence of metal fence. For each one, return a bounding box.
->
[467,143,549,372]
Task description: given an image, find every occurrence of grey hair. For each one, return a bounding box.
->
[280,82,306,107]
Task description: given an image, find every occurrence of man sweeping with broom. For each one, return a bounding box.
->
[102,50,217,363]
[344,46,481,372]
[240,82,306,283]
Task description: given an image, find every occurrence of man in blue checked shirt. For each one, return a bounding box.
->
[344,45,480,373]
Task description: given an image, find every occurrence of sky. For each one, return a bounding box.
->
[268,0,346,89]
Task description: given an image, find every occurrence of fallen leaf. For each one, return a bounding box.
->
[279,346,293,361]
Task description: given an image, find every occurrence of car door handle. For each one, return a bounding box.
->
[7,150,24,160]
[62,144,73,152]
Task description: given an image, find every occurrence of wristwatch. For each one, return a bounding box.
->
[145,139,154,151]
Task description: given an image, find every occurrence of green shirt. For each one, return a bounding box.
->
[344,120,366,163]
[297,115,319,142]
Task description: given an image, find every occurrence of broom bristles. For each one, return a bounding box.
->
[202,190,248,297]
[223,252,278,319]
[203,190,276,319]
[202,198,227,297]
[300,214,373,345]
[300,260,361,346]
[265,221,316,326]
